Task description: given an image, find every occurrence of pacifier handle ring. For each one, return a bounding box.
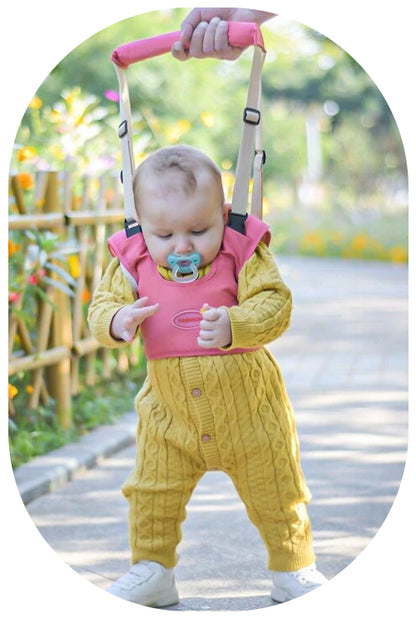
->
[171,262,199,283]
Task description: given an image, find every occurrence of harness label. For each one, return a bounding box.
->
[172,310,201,330]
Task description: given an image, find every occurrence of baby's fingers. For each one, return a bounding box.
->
[200,304,220,322]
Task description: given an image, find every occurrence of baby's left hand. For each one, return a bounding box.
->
[198,304,232,349]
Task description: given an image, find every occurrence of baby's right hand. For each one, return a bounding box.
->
[110,297,159,342]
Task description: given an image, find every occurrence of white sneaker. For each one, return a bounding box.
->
[106,560,179,607]
[271,563,328,602]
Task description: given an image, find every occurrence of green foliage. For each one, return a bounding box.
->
[12,9,407,223]
[8,228,78,327]
[9,363,145,469]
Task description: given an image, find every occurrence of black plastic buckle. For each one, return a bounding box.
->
[243,107,261,126]
[256,148,266,165]
[118,120,128,138]
[227,212,247,235]
[124,219,142,237]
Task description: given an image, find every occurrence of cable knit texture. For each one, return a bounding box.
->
[88,241,315,571]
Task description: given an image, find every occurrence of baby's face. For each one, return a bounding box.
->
[138,170,228,269]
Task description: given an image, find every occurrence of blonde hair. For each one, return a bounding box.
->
[133,144,224,212]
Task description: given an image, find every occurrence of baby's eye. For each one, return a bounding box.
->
[157,233,172,239]
[192,229,208,236]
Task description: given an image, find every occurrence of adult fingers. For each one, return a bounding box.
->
[188,21,209,58]
[201,17,221,55]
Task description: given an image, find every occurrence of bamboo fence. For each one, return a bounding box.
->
[8,170,141,429]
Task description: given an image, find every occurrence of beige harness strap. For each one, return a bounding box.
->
[113,29,267,237]
[231,44,266,224]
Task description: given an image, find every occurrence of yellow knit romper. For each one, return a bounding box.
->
[88,242,316,572]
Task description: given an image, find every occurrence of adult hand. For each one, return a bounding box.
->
[172,8,276,61]
[110,297,159,342]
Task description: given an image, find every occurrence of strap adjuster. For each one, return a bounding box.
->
[227,212,247,235]
[118,120,128,138]
[243,107,261,125]
[124,218,142,237]
[255,149,266,165]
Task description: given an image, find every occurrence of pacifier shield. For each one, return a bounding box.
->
[167,252,202,274]
[167,252,202,283]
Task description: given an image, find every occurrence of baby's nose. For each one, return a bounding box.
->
[175,235,193,254]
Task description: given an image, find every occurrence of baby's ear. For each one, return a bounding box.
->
[223,203,232,223]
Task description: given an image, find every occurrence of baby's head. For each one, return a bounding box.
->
[133,145,229,271]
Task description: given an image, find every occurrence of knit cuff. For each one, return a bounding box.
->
[94,306,131,349]
[222,307,254,350]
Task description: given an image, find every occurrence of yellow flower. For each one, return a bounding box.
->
[350,234,368,252]
[8,384,18,400]
[50,109,64,123]
[221,159,233,171]
[17,146,37,162]
[166,119,191,143]
[390,246,408,263]
[262,197,271,216]
[8,239,20,258]
[17,172,34,190]
[28,96,42,109]
[48,144,65,161]
[200,111,215,127]
[68,255,81,279]
[300,231,326,255]
[26,385,34,394]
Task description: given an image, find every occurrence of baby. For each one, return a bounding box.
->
[88,144,327,607]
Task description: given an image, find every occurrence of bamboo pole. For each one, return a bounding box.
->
[29,294,54,409]
[43,172,73,429]
[8,210,123,230]
[9,346,70,374]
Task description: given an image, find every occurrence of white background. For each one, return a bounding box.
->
[2,1,414,618]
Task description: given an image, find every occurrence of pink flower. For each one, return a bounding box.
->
[9,292,20,303]
[27,274,38,285]
[104,89,119,102]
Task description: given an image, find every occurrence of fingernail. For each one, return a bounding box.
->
[173,41,182,52]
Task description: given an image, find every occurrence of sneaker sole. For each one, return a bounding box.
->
[271,585,289,603]
[150,588,179,608]
[107,583,179,607]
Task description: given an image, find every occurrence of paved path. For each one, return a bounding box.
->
[14,255,408,612]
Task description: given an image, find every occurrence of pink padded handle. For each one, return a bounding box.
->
[112,22,265,68]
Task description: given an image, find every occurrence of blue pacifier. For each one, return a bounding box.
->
[167,252,202,283]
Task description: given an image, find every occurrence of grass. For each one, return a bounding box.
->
[9,363,145,469]
[268,205,408,263]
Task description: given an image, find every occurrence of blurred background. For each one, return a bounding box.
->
[10,7,408,262]
[8,8,408,468]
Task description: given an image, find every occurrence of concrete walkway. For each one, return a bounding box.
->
[12,255,408,612]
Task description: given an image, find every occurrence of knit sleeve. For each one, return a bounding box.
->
[225,242,292,349]
[87,257,137,348]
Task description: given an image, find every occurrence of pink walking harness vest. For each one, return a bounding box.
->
[107,215,271,360]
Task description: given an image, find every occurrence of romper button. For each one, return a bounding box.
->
[201,434,211,442]
[192,388,202,397]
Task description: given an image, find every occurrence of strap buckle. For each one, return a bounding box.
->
[255,148,266,165]
[227,212,247,235]
[243,107,261,125]
[124,218,142,237]
[118,120,128,138]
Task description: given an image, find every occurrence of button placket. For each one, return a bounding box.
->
[181,358,221,469]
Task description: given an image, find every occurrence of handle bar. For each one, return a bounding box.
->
[111,22,265,68]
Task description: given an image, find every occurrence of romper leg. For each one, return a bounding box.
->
[223,352,316,572]
[122,380,205,568]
